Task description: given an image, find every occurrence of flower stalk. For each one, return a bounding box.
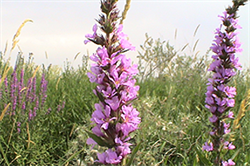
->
[85,0,140,164]
[0,66,49,132]
[203,0,247,165]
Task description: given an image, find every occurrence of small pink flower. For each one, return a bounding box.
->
[209,115,218,123]
[202,142,213,152]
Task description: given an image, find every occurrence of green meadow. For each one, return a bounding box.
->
[0,28,250,166]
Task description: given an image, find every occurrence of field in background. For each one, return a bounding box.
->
[0,33,250,165]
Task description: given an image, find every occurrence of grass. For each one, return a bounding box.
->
[0,30,250,165]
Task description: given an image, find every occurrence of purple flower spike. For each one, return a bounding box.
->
[203,1,247,165]
[85,0,140,164]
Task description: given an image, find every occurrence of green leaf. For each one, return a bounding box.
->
[85,130,112,148]
[231,147,241,160]
[195,147,212,165]
[61,148,85,165]
[0,136,10,166]
[126,141,142,166]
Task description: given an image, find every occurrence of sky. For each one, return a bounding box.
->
[0,0,249,69]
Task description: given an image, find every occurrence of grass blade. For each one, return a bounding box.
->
[126,141,142,166]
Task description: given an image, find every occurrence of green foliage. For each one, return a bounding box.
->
[0,33,250,165]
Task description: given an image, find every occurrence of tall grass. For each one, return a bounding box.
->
[0,29,249,166]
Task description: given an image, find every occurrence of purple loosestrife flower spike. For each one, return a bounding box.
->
[17,122,21,133]
[40,73,48,107]
[18,69,24,105]
[28,109,33,121]
[10,71,18,113]
[0,77,2,100]
[26,78,32,102]
[203,1,247,165]
[85,0,140,164]
[32,76,36,102]
[4,77,8,96]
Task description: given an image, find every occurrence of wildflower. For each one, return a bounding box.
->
[40,73,48,107]
[223,141,235,150]
[84,24,98,44]
[85,0,140,164]
[17,122,21,133]
[28,109,33,121]
[203,0,247,165]
[222,159,235,166]
[91,103,116,130]
[202,142,213,152]
[228,111,234,119]
[97,149,122,165]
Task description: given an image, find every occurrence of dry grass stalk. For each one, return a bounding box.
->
[0,103,11,121]
[26,122,35,149]
[31,66,40,79]
[11,19,33,51]
[233,89,250,130]
[230,89,250,142]
[120,0,131,25]
[0,66,11,88]
[56,76,62,90]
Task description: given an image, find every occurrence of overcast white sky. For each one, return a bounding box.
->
[0,0,249,69]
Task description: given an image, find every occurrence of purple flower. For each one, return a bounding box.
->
[223,141,235,150]
[115,137,132,157]
[46,108,52,115]
[102,86,117,99]
[32,76,37,102]
[92,125,105,137]
[228,111,234,119]
[224,86,236,98]
[40,73,48,107]
[119,105,141,136]
[28,109,33,121]
[86,138,97,149]
[204,2,246,164]
[224,122,231,134]
[84,24,98,44]
[202,142,213,152]
[97,149,122,165]
[222,159,235,166]
[209,115,218,123]
[227,98,235,107]
[17,122,21,133]
[120,56,139,76]
[116,24,135,51]
[22,102,26,110]
[85,1,140,164]
[91,103,116,130]
[105,96,120,111]
[109,66,129,89]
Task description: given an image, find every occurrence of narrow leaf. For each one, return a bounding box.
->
[195,147,212,165]
[85,130,111,148]
[126,141,142,166]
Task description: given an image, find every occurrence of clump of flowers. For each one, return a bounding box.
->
[85,0,140,164]
[0,67,48,132]
[203,0,247,165]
